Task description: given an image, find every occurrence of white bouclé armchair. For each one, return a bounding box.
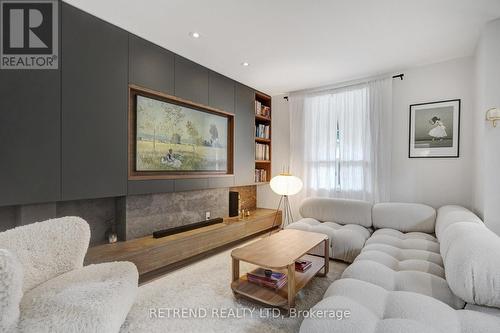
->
[0,217,138,333]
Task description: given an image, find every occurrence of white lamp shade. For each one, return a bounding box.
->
[270,174,303,196]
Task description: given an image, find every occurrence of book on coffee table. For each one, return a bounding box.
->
[247,268,287,289]
[295,259,313,272]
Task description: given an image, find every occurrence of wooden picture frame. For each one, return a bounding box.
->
[128,85,234,180]
[409,99,460,158]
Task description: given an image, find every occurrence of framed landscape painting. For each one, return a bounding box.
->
[409,99,460,158]
[128,86,234,179]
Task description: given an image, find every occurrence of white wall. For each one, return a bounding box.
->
[474,19,500,235]
[390,57,475,209]
[259,57,479,221]
[256,94,293,214]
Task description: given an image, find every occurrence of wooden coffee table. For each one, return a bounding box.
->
[231,229,329,308]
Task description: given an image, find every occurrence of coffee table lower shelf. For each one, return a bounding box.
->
[231,254,326,308]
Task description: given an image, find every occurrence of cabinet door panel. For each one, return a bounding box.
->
[0,70,61,206]
[234,84,255,185]
[127,180,174,195]
[174,178,209,192]
[208,176,234,189]
[209,71,235,113]
[61,3,128,200]
[129,35,174,94]
[174,56,209,105]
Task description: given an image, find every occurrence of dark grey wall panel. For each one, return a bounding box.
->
[209,71,235,113]
[0,70,61,206]
[234,84,255,185]
[0,206,17,232]
[129,35,174,94]
[174,56,209,105]
[174,178,209,192]
[61,3,128,200]
[128,180,174,195]
[208,176,234,189]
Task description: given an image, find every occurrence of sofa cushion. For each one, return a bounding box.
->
[372,228,437,242]
[300,278,500,333]
[355,250,445,278]
[286,218,372,262]
[366,233,440,253]
[442,222,500,308]
[0,249,23,332]
[362,243,443,267]
[372,203,436,233]
[299,197,373,227]
[18,261,138,333]
[0,217,90,292]
[435,205,483,241]
[341,260,464,309]
[439,221,488,261]
[357,229,444,277]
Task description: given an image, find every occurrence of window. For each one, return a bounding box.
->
[290,78,392,202]
[302,86,371,198]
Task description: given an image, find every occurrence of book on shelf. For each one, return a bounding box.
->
[255,168,267,182]
[247,268,287,289]
[255,124,270,139]
[295,259,313,272]
[255,101,271,118]
[255,143,270,160]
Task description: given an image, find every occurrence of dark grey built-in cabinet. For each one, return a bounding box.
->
[209,71,235,113]
[129,35,175,95]
[0,70,61,206]
[61,3,128,200]
[174,56,209,105]
[234,84,255,185]
[0,3,263,206]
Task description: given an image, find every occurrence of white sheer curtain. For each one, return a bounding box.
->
[290,78,392,204]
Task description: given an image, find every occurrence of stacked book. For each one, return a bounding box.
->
[256,124,270,139]
[247,268,287,290]
[255,168,267,182]
[255,143,270,160]
[255,101,271,118]
[295,259,313,272]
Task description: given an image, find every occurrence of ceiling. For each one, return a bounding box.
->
[64,0,500,95]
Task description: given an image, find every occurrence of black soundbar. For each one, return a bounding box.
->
[152,217,224,239]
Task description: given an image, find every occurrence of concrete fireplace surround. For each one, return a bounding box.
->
[0,185,256,246]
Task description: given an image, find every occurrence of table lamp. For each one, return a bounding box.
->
[270,171,303,228]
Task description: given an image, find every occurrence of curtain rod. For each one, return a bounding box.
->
[283,72,405,100]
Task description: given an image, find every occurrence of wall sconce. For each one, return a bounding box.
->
[486,107,500,127]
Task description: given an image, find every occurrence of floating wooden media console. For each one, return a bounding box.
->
[85,208,282,281]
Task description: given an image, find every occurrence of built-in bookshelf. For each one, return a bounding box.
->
[255,92,272,183]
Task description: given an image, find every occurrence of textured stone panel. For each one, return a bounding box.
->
[57,198,116,246]
[229,185,256,210]
[125,188,229,239]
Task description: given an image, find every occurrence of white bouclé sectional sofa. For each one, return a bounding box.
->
[286,198,500,333]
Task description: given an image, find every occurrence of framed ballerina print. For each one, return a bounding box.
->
[409,99,460,158]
